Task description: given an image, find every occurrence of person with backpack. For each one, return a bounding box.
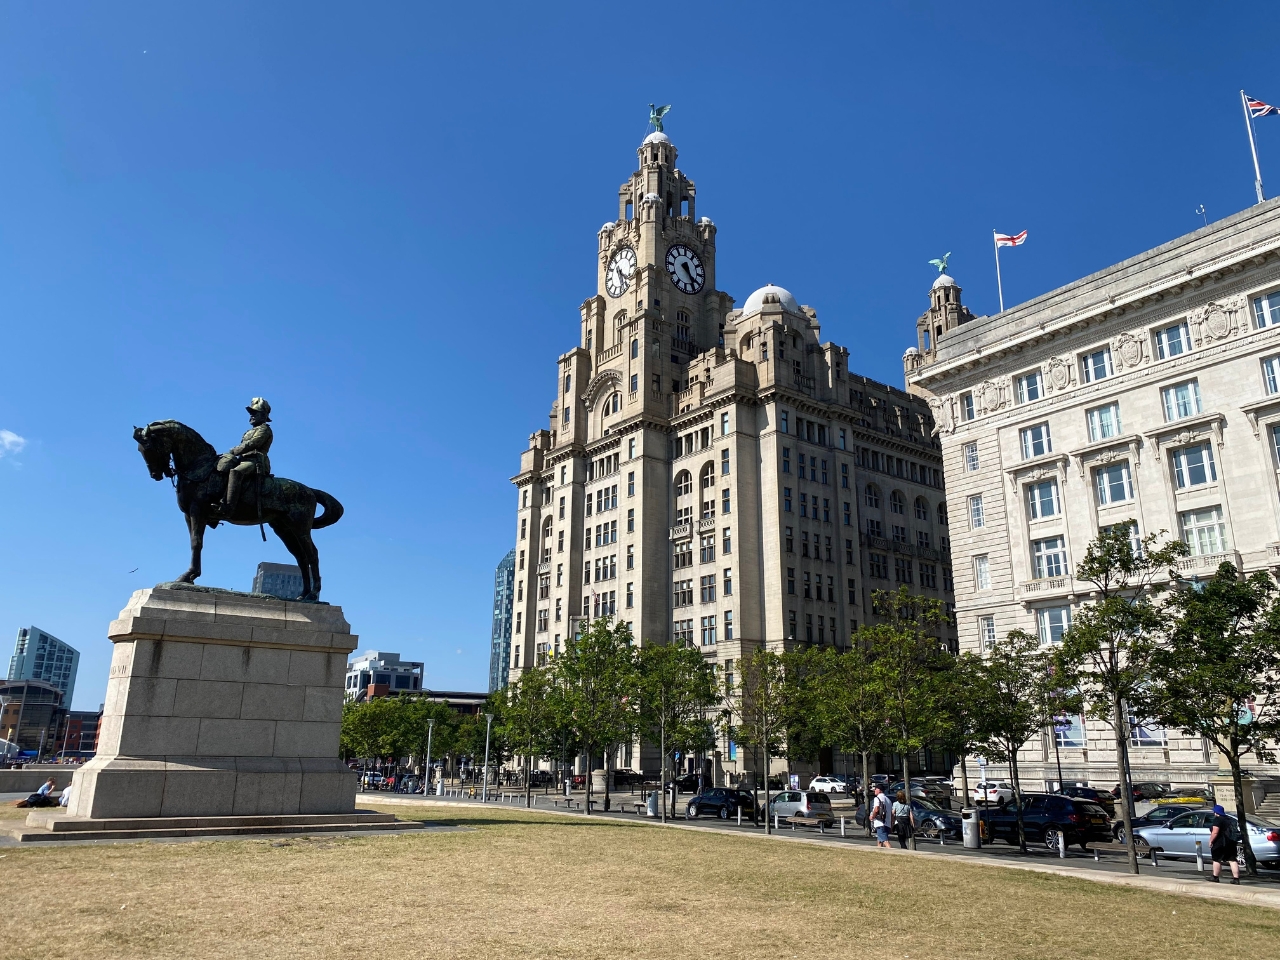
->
[870,784,893,848]
[892,789,915,849]
[1208,804,1241,884]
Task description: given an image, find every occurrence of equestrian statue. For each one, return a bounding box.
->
[133,398,343,601]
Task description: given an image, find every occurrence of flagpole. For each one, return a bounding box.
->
[1242,89,1266,204]
[993,230,1005,313]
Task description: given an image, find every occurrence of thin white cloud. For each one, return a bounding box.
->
[0,430,26,457]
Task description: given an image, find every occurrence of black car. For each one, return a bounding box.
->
[1110,803,1201,843]
[612,768,644,787]
[685,787,756,821]
[1053,785,1116,816]
[911,798,963,840]
[976,793,1112,850]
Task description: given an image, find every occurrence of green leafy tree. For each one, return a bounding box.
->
[802,644,887,837]
[637,643,718,821]
[502,666,558,807]
[1146,563,1280,876]
[866,586,955,850]
[552,617,639,814]
[394,696,457,784]
[721,648,786,832]
[966,630,1069,853]
[1054,524,1188,875]
[936,651,988,813]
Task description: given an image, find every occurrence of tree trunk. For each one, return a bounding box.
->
[583,746,592,816]
[861,750,872,839]
[659,719,667,823]
[1229,750,1258,876]
[958,753,970,810]
[1111,695,1139,875]
[525,748,532,809]
[1009,748,1028,854]
[604,749,612,813]
[901,750,916,850]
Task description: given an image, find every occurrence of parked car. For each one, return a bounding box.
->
[912,798,963,840]
[528,770,554,787]
[888,780,930,803]
[1111,803,1201,843]
[973,781,1015,805]
[869,774,892,788]
[976,794,1113,850]
[1111,781,1168,802]
[899,778,952,805]
[684,788,756,821]
[611,768,644,787]
[1053,785,1116,816]
[1134,811,1280,867]
[767,790,836,825]
[670,772,705,792]
[808,776,847,794]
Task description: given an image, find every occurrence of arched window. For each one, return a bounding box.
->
[631,338,638,359]
[938,502,949,526]
[674,471,693,497]
[864,484,881,509]
[915,497,929,521]
[890,491,905,515]
[700,462,716,490]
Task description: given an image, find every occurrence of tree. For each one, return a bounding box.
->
[966,630,1068,852]
[1053,524,1188,875]
[1146,563,1280,876]
[502,666,557,808]
[637,643,718,821]
[802,644,886,837]
[552,617,639,814]
[394,696,457,786]
[866,586,955,850]
[935,652,988,816]
[721,648,787,832]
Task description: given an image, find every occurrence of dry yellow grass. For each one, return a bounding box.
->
[1,803,1277,960]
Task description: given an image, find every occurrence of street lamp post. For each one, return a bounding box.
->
[425,718,435,795]
[481,713,494,802]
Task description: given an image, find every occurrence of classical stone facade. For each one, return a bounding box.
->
[511,130,955,782]
[905,199,1280,801]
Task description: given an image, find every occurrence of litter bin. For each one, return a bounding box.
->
[646,791,659,818]
[435,778,443,796]
[961,807,981,849]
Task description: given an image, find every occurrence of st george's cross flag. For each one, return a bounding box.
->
[994,230,1028,248]
[1247,96,1278,119]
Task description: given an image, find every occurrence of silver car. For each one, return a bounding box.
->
[767,790,835,825]
[1135,810,1280,867]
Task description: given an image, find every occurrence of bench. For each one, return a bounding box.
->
[787,815,835,834]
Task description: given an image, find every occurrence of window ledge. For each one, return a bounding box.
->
[1142,412,1225,460]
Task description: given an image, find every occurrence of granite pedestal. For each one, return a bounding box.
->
[50,585,378,831]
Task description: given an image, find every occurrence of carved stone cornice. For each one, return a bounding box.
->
[1239,397,1280,438]
[1004,452,1069,490]
[1141,412,1225,461]
[1067,433,1143,479]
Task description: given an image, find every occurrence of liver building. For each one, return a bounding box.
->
[511,120,954,780]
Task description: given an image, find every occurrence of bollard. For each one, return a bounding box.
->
[737,806,742,826]
[1094,848,1099,862]
[840,816,846,838]
[1059,832,1067,859]
[1151,848,1159,867]
[1196,840,1204,872]
[774,813,779,831]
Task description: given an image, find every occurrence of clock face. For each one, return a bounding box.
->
[666,244,705,294]
[605,246,637,298]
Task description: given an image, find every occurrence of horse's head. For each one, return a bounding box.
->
[133,423,174,481]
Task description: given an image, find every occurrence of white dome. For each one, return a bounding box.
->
[932,272,957,289]
[600,222,614,232]
[903,346,920,357]
[643,131,670,145]
[741,284,800,316]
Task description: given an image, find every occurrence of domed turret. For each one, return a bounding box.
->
[740,283,801,316]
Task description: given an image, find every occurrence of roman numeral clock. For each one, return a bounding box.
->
[665,243,705,294]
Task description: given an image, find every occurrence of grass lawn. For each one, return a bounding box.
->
[1,803,1277,960]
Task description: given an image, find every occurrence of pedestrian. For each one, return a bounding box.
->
[14,778,58,809]
[1208,804,1241,884]
[870,784,893,848]
[892,789,915,849]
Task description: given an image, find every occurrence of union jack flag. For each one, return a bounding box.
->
[995,230,1028,248]
[1248,96,1277,119]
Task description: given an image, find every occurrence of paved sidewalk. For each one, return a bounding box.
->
[370,794,1280,912]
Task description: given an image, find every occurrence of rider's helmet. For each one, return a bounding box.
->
[246,397,272,422]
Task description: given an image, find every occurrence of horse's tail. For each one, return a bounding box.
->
[312,489,345,529]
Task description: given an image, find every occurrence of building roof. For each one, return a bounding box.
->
[931,272,957,290]
[740,283,800,316]
[642,130,670,145]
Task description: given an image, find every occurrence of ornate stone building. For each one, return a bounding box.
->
[905,199,1280,804]
[511,126,955,782]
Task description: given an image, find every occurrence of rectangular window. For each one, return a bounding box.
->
[1055,714,1086,748]
[1020,422,1052,459]
[1087,403,1122,441]
[1026,480,1059,519]
[840,463,849,488]
[780,410,789,433]
[1080,347,1114,383]
[723,568,733,596]
[783,488,792,512]
[673,579,693,607]
[866,518,882,539]
[1154,321,1191,359]
[1180,505,1227,556]
[919,563,937,588]
[1172,443,1217,488]
[803,571,812,598]
[847,578,856,603]
[722,488,731,515]
[1254,291,1280,329]
[1162,380,1202,421]
[1265,356,1280,395]
[979,615,996,650]
[787,567,796,594]
[868,554,889,579]
[1015,370,1043,404]
[892,524,907,543]
[724,610,734,641]
[838,428,847,450]
[699,534,716,564]
[1094,461,1133,504]
[969,494,985,529]
[843,501,851,526]
[894,557,913,584]
[964,442,979,472]
[700,574,716,603]
[721,412,730,436]
[627,472,635,496]
[943,566,953,591]
[973,555,990,591]
[1037,606,1072,645]
[1100,520,1142,557]
[626,544,634,570]
[1032,537,1067,579]
[782,448,790,473]
[960,393,975,421]
[673,541,691,569]
[917,530,930,549]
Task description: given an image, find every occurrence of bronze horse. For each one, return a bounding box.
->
[134,420,343,601]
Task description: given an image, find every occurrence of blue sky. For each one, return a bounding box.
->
[2,3,1277,710]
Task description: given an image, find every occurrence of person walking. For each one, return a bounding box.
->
[870,784,894,848]
[892,790,915,849]
[1208,804,1241,884]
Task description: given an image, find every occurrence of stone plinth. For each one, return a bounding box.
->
[68,585,358,820]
